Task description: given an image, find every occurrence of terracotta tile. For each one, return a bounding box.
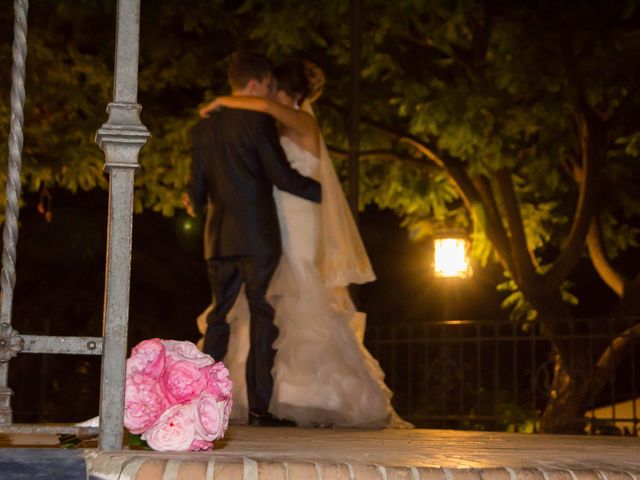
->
[417,467,449,480]
[285,461,323,479]
[135,459,166,480]
[257,460,288,480]
[212,460,244,480]
[177,461,208,480]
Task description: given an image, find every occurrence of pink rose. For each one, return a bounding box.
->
[124,339,231,452]
[162,360,208,405]
[124,375,168,434]
[142,403,196,451]
[126,339,165,378]
[193,393,227,441]
[189,439,213,451]
[163,340,214,368]
[203,362,233,401]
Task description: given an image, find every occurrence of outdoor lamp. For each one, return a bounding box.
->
[433,232,472,278]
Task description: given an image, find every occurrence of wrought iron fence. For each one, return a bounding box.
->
[0,0,148,450]
[366,317,640,435]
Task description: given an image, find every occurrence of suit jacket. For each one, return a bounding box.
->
[189,108,322,260]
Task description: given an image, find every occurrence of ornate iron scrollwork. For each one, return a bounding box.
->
[0,322,24,363]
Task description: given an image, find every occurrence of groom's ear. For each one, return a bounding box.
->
[245,78,257,95]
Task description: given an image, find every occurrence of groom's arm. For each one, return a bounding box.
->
[254,114,322,204]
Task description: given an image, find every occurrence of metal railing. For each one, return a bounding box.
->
[0,0,148,450]
[366,317,640,435]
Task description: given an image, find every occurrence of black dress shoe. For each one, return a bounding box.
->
[248,411,296,427]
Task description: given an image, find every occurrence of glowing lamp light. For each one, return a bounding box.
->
[433,235,471,278]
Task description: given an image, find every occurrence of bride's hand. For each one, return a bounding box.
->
[198,98,221,118]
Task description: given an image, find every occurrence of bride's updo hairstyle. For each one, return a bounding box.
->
[273,59,325,104]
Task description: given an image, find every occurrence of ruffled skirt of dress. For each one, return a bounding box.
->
[197,259,410,428]
[269,254,399,427]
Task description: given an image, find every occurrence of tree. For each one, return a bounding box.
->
[240,0,640,431]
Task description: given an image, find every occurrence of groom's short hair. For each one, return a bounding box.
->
[228,52,273,90]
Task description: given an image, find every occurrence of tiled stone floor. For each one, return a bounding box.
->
[3,426,640,479]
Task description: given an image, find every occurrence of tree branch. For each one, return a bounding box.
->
[472,175,502,232]
[618,273,640,317]
[593,320,640,395]
[399,137,445,169]
[586,216,626,297]
[494,168,537,287]
[544,108,603,291]
[471,174,512,263]
[327,145,426,168]
[318,98,429,147]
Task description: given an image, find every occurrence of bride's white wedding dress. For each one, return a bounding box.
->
[198,129,411,428]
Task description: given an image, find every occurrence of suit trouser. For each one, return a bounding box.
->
[204,254,279,415]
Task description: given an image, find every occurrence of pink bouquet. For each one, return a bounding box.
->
[124,339,232,451]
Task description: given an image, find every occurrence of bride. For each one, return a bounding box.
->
[198,59,410,428]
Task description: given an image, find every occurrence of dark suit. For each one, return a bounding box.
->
[190,107,321,415]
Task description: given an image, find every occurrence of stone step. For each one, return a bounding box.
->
[0,448,86,480]
[2,426,640,479]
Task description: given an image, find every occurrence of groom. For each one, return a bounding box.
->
[188,52,322,426]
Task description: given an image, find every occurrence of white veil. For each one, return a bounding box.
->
[302,100,376,288]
